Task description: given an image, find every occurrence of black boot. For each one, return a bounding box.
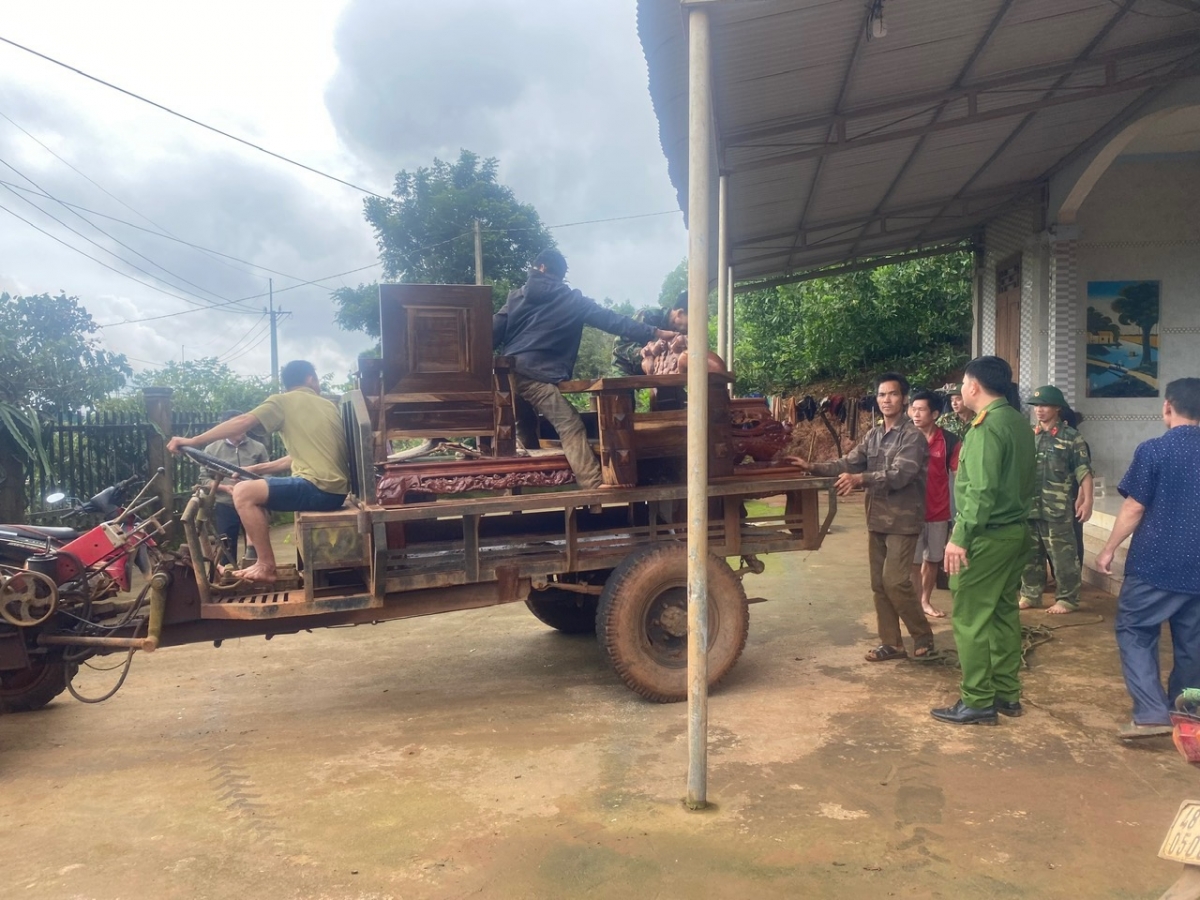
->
[931,699,998,726]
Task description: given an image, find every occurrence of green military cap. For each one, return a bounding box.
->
[940,382,962,396]
[1028,385,1067,407]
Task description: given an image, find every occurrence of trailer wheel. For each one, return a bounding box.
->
[0,653,75,714]
[597,544,748,702]
[525,590,599,634]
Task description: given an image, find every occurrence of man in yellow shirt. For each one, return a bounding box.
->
[167,360,350,583]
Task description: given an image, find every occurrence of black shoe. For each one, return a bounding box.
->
[931,699,998,726]
[995,699,1023,718]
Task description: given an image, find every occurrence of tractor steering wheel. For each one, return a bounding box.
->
[182,446,264,482]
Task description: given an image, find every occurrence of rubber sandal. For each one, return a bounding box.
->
[865,644,908,662]
[1118,721,1173,739]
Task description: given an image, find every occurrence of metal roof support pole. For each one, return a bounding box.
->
[717,173,729,376]
[684,0,714,812]
[726,264,735,388]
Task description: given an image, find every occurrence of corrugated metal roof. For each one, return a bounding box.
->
[638,0,1200,281]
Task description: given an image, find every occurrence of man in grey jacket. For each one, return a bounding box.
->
[494,249,678,489]
[789,372,933,661]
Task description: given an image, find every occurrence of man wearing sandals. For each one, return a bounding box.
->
[933,356,1035,726]
[1019,385,1093,615]
[789,372,934,663]
[167,360,350,584]
[1097,377,1200,740]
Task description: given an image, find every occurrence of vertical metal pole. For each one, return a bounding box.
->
[716,174,729,369]
[269,278,279,390]
[685,1,713,812]
[474,219,484,285]
[726,264,735,378]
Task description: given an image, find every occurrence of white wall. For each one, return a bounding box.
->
[1073,157,1200,485]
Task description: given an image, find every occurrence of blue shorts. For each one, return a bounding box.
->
[265,477,346,512]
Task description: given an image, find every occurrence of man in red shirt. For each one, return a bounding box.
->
[909,390,961,619]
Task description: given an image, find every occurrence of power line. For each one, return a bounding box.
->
[0,178,335,286]
[0,152,258,312]
[0,107,266,282]
[213,313,271,363]
[0,35,390,200]
[0,196,244,312]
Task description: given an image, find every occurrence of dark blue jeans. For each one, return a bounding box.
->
[1115,575,1200,725]
[212,502,242,566]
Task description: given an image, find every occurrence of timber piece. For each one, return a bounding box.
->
[723,498,742,556]
[708,381,734,478]
[377,454,576,505]
[558,372,733,394]
[597,390,638,486]
[493,356,517,457]
[784,489,823,550]
[369,474,839,522]
[463,515,480,582]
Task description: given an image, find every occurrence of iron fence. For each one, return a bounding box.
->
[27,410,221,519]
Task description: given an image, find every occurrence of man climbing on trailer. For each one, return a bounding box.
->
[493,248,679,489]
[166,360,350,584]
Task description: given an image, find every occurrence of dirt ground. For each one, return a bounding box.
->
[2,497,1196,900]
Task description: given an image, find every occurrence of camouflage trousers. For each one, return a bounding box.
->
[1020,519,1081,608]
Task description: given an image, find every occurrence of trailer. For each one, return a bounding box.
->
[0,285,837,711]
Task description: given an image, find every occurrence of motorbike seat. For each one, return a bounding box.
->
[12,525,81,540]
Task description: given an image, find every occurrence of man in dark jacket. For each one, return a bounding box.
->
[493,249,678,489]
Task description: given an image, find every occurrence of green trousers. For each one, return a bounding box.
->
[949,522,1029,709]
[1020,519,1081,608]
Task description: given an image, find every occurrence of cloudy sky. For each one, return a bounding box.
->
[0,0,686,383]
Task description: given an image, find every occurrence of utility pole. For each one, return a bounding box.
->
[268,277,279,389]
[474,218,484,285]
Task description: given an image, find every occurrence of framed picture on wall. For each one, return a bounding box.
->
[1085,280,1160,398]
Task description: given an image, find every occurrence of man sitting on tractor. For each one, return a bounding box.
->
[167,360,350,584]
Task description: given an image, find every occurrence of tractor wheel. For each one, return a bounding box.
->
[525,590,599,634]
[0,653,76,714]
[596,544,748,702]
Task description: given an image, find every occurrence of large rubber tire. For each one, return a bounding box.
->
[525,590,600,634]
[597,544,748,702]
[0,653,75,714]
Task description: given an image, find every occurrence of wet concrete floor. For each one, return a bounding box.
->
[1,498,1195,899]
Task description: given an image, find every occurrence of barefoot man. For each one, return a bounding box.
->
[166,360,350,583]
[908,389,961,619]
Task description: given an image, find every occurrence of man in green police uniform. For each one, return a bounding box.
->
[1020,385,1093,615]
[933,356,1036,726]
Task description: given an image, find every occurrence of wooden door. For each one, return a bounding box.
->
[994,256,1021,382]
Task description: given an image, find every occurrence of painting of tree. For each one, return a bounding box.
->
[1085,280,1159,398]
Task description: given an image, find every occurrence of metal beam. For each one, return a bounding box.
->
[733,181,1041,249]
[911,0,1138,244]
[723,31,1200,148]
[735,243,973,292]
[733,70,1186,174]
[846,0,1017,258]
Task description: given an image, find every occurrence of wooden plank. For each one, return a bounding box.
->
[463,514,480,582]
[565,506,578,571]
[380,283,494,396]
[558,372,734,393]
[723,498,742,555]
[383,391,496,404]
[596,391,637,486]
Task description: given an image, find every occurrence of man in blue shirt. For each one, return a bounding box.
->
[1097,377,1200,739]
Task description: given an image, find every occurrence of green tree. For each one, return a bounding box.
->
[1111,281,1159,371]
[731,251,974,394]
[659,258,687,308]
[0,293,130,521]
[118,358,274,414]
[334,150,557,338]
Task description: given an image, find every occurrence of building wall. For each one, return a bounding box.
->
[1072,156,1200,485]
[979,204,1043,374]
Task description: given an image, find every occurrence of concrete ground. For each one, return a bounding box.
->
[1,498,1196,899]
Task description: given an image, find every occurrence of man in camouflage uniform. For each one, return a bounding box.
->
[610,292,688,376]
[1020,385,1094,614]
[937,383,972,439]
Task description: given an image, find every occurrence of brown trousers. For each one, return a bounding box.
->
[868,531,934,651]
[513,375,603,490]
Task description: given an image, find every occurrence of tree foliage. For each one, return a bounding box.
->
[102,358,273,415]
[334,150,557,337]
[1111,281,1159,371]
[0,292,131,520]
[732,252,974,394]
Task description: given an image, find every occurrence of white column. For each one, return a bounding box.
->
[1049,232,1080,403]
[717,173,729,370]
[684,0,714,812]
